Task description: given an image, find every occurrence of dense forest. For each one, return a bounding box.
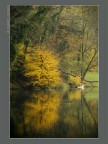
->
[10,6,98,90]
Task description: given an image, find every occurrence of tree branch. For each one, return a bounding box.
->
[82,48,98,79]
[59,69,76,77]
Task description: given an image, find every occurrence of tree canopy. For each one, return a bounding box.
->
[10,6,98,89]
[24,46,61,88]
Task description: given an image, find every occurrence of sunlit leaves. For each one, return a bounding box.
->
[69,76,81,86]
[24,46,61,87]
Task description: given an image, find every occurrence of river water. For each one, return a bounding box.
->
[10,87,98,138]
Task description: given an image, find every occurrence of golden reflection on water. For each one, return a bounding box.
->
[10,88,98,138]
[67,89,81,101]
[24,92,61,133]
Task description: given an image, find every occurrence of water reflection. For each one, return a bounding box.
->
[10,88,98,138]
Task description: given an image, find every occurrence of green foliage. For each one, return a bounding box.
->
[10,43,26,87]
[10,54,25,84]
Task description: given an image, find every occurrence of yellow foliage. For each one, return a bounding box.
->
[69,76,81,86]
[68,90,81,101]
[24,46,61,87]
[23,92,61,133]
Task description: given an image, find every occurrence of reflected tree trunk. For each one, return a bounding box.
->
[81,91,87,136]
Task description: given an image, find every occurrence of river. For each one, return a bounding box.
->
[10,87,98,138]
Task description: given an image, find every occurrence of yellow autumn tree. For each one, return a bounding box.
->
[24,46,61,88]
[69,75,81,87]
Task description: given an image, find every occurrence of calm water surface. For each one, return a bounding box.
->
[10,88,98,138]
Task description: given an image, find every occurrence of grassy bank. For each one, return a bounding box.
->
[84,72,98,87]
